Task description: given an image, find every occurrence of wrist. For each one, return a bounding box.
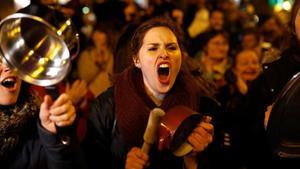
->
[183,153,198,169]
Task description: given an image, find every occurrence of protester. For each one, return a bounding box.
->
[0,59,82,168]
[82,17,214,169]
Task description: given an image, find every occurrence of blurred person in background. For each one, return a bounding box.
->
[240,28,261,53]
[185,0,210,39]
[197,30,231,89]
[190,9,225,57]
[213,49,261,169]
[77,24,114,97]
[258,15,285,64]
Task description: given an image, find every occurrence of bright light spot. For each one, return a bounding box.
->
[254,15,259,23]
[274,4,282,12]
[15,38,25,49]
[14,0,30,10]
[82,6,90,14]
[282,1,292,11]
[58,0,72,5]
[53,58,63,66]
[38,58,47,65]
[135,0,148,9]
[31,66,44,78]
[87,13,96,22]
[28,50,34,56]
[46,67,60,77]
[233,0,241,5]
[57,30,62,36]
[66,19,71,26]
[61,49,70,60]
[246,4,255,14]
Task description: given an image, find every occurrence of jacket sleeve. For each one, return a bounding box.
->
[38,121,85,169]
[81,87,116,169]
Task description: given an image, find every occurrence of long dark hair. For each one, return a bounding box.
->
[113,23,139,74]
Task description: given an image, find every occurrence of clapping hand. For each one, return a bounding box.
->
[39,93,76,134]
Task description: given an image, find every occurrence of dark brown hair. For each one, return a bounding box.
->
[129,16,186,63]
[201,29,230,54]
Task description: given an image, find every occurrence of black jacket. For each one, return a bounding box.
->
[242,47,300,169]
[5,122,82,169]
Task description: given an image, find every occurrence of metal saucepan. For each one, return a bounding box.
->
[0,4,79,86]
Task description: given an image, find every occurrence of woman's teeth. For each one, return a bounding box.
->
[159,64,169,68]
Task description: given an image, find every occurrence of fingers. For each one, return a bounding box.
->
[125,147,149,169]
[49,106,76,127]
[39,95,56,133]
[47,93,76,127]
[187,120,214,153]
[49,99,73,116]
[49,93,70,108]
[264,104,274,129]
[41,95,52,112]
[66,82,71,92]
[39,95,53,122]
[66,80,88,105]
[72,80,87,92]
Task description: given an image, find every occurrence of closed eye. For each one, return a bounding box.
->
[148,47,158,51]
[167,44,179,51]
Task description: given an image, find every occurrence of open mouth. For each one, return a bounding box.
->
[157,63,170,84]
[211,57,225,64]
[244,70,258,76]
[1,77,16,88]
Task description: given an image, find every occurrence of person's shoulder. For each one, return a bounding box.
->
[89,87,115,125]
[261,53,288,76]
[93,87,114,105]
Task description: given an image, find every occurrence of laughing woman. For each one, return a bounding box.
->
[82,17,214,169]
[0,59,82,169]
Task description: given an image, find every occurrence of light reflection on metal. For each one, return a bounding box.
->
[21,35,48,64]
[31,66,45,78]
[0,5,79,86]
[14,0,30,10]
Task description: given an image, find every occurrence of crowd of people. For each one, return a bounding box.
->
[0,0,299,168]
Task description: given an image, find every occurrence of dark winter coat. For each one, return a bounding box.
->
[0,91,83,169]
[82,66,215,169]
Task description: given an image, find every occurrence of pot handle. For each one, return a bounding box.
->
[142,108,165,154]
[68,32,80,60]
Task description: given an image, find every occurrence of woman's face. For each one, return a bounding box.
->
[242,33,258,50]
[234,50,260,82]
[134,26,182,98]
[92,31,107,49]
[295,9,300,41]
[210,11,224,31]
[206,34,229,63]
[0,62,22,105]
